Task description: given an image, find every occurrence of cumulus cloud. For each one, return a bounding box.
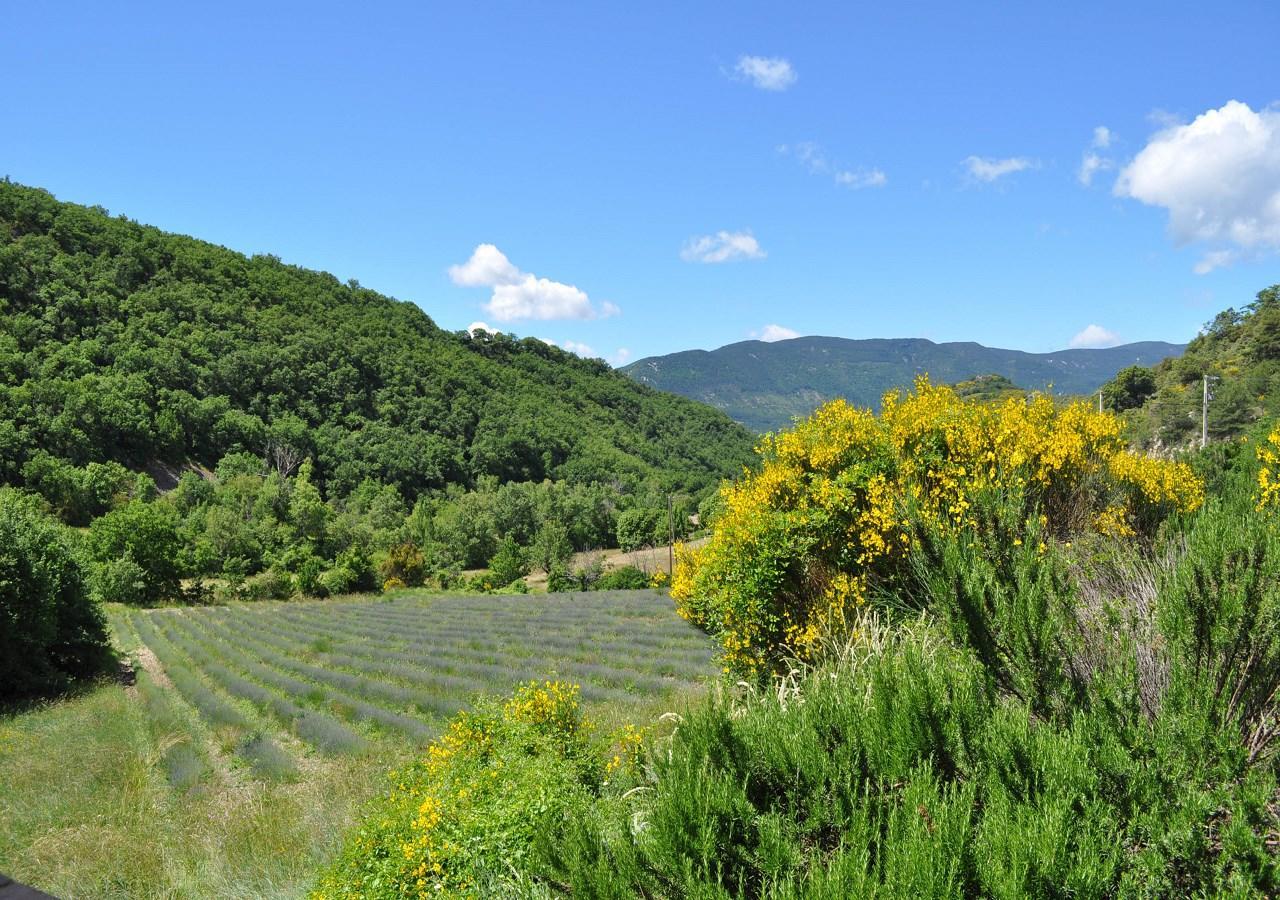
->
[779,142,887,190]
[680,230,766,263]
[734,55,796,91]
[449,244,520,287]
[753,324,800,342]
[449,244,618,321]
[466,320,495,335]
[1069,324,1122,349]
[1115,100,1280,273]
[1092,126,1113,149]
[963,155,1036,183]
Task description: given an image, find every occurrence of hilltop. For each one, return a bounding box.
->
[624,335,1185,431]
[0,180,755,498]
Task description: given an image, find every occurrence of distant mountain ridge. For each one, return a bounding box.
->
[623,336,1187,432]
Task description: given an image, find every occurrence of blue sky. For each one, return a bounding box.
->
[5,1,1279,365]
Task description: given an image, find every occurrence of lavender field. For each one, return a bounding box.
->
[116,590,716,771]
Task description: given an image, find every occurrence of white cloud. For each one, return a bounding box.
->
[734,55,796,91]
[466,320,495,335]
[780,142,886,190]
[1068,324,1122,349]
[1078,153,1113,186]
[1115,100,1280,273]
[609,348,632,366]
[680,230,766,263]
[835,168,887,189]
[963,155,1036,182]
[449,244,618,321]
[449,244,520,287]
[559,339,596,357]
[1078,125,1117,186]
[753,324,800,342]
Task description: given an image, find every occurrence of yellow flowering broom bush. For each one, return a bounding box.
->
[673,378,1204,673]
[1259,424,1280,510]
[313,681,601,899]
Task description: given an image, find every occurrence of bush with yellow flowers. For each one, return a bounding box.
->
[313,681,601,899]
[673,378,1204,673]
[1258,424,1280,510]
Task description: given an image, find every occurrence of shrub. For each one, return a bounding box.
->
[242,568,296,602]
[594,565,650,591]
[0,489,113,702]
[314,681,600,898]
[378,542,426,587]
[87,499,184,606]
[673,378,1205,673]
[487,535,528,586]
[615,507,662,552]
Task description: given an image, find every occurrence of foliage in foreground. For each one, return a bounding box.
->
[538,487,1280,898]
[313,681,603,898]
[320,398,1280,896]
[0,489,112,702]
[672,378,1203,673]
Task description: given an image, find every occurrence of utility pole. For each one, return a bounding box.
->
[667,494,674,575]
[1202,375,1219,449]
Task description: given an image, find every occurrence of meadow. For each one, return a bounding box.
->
[0,589,715,899]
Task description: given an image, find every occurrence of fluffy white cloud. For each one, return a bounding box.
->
[753,324,800,342]
[1068,324,1122,349]
[609,348,632,366]
[1115,100,1280,273]
[734,55,796,91]
[466,320,495,335]
[680,230,766,263]
[1092,126,1113,150]
[780,142,887,190]
[449,244,520,287]
[963,155,1036,182]
[449,244,618,321]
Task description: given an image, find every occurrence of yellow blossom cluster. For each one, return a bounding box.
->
[1259,425,1280,510]
[673,377,1205,672]
[313,681,590,900]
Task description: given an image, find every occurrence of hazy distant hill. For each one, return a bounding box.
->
[623,336,1186,432]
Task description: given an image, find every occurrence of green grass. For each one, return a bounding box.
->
[0,589,714,898]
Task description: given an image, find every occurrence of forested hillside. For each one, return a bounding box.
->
[624,335,1185,431]
[0,180,753,499]
[1115,285,1280,448]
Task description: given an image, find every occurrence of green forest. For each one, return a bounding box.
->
[0,180,755,629]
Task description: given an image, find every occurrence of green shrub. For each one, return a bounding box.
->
[615,507,663,552]
[87,499,183,606]
[315,681,600,898]
[0,489,113,702]
[91,555,149,607]
[593,565,650,591]
[487,535,528,586]
[242,568,296,602]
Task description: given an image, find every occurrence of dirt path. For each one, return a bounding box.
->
[134,645,173,689]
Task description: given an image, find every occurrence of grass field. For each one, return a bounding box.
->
[0,589,714,899]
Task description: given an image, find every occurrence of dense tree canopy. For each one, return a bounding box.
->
[0,180,754,500]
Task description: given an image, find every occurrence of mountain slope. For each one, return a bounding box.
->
[624,336,1186,431]
[0,181,756,498]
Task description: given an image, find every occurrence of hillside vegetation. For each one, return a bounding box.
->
[624,335,1184,432]
[1117,285,1280,448]
[0,181,756,701]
